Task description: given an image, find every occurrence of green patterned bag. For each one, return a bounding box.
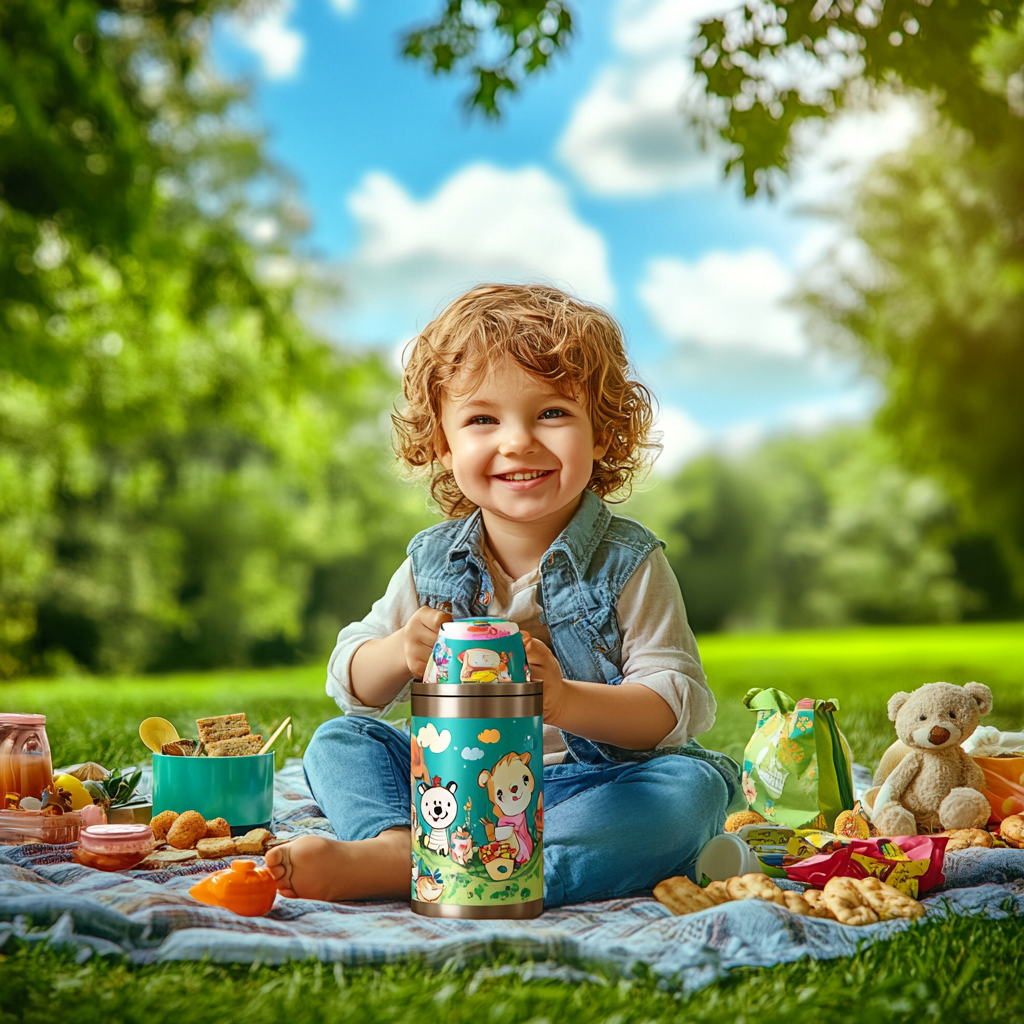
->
[741,687,854,831]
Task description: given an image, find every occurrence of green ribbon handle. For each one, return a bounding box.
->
[743,687,797,713]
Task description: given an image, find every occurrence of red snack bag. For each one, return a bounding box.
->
[786,835,947,897]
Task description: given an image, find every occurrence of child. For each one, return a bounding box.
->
[265,284,739,905]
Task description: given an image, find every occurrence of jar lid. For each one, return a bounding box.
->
[0,713,46,725]
[79,823,154,854]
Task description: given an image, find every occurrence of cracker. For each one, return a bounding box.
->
[204,817,231,839]
[704,880,732,906]
[853,876,925,921]
[653,876,716,916]
[137,848,199,869]
[780,890,812,916]
[802,889,836,919]
[197,837,238,859]
[196,713,250,744]
[725,873,785,905]
[235,828,273,855]
[940,828,993,853]
[822,877,879,926]
[207,734,263,757]
[166,810,207,849]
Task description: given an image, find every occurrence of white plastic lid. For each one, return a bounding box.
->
[694,832,762,883]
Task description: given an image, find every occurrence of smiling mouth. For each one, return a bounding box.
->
[494,470,553,482]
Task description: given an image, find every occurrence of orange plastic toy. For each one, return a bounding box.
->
[189,859,277,916]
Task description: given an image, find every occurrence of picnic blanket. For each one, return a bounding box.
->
[2,760,1023,993]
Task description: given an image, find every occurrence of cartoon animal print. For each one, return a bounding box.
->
[418,776,459,857]
[423,640,453,684]
[458,648,510,684]
[477,751,536,865]
[412,858,445,902]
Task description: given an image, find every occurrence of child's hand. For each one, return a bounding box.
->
[522,633,565,725]
[403,606,453,678]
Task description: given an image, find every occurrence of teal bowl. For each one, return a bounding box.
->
[152,753,274,833]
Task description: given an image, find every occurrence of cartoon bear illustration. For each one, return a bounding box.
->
[418,776,459,857]
[458,648,511,683]
[477,751,536,865]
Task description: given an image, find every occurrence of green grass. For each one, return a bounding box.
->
[2,915,1024,1024]
[2,622,1023,1022]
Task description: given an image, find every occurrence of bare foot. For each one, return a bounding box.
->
[265,827,410,902]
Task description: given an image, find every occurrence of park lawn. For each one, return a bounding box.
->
[1,621,1023,1022]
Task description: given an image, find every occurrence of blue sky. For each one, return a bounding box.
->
[214,0,916,468]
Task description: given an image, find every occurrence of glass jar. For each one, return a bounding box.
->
[73,824,155,871]
[0,713,53,805]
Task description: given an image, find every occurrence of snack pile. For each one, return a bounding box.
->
[140,808,278,867]
[158,713,264,758]
[654,873,925,926]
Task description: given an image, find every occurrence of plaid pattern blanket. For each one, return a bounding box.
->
[1,759,1022,991]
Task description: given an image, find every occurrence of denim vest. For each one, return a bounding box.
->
[407,490,739,801]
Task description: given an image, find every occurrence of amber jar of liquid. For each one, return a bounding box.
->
[0,713,53,805]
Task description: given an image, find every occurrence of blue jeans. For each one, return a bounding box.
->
[303,715,729,907]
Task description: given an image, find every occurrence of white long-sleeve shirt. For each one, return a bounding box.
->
[325,545,717,765]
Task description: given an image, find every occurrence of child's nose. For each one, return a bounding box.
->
[497,421,538,455]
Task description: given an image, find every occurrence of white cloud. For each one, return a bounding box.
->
[416,723,452,754]
[327,0,357,12]
[653,406,708,474]
[461,746,485,761]
[340,163,614,344]
[231,0,304,80]
[638,249,805,358]
[558,0,733,195]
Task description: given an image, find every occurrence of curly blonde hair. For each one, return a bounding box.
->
[393,283,660,519]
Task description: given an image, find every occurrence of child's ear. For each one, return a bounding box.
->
[592,427,612,462]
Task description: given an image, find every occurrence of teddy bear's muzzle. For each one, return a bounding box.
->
[929,725,951,746]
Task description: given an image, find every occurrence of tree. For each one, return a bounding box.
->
[0,1,430,677]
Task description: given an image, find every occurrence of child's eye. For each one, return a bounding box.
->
[539,408,567,420]
[467,415,497,426]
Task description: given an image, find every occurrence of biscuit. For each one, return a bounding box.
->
[940,828,993,853]
[724,811,767,833]
[802,889,836,919]
[780,890,812,916]
[150,810,179,843]
[725,873,786,906]
[166,810,207,849]
[197,837,238,859]
[196,713,250,744]
[833,810,871,839]
[822,877,879,926]
[235,828,273,855]
[854,876,925,921]
[999,814,1024,849]
[138,848,199,869]
[207,735,263,757]
[204,817,231,839]
[654,876,716,916]
[704,880,732,906]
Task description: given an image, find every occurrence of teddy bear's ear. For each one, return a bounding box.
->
[887,691,911,722]
[963,682,993,716]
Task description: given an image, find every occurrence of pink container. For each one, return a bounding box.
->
[73,823,154,871]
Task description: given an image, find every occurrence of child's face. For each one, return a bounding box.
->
[438,359,608,527]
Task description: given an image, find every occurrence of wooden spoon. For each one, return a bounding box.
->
[258,716,292,756]
[140,717,180,753]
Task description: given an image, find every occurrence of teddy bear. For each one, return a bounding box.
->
[870,681,992,836]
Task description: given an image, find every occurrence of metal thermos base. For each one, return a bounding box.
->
[411,898,543,920]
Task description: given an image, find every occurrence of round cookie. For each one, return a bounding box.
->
[150,809,179,843]
[166,809,207,849]
[724,810,767,833]
[204,817,231,839]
